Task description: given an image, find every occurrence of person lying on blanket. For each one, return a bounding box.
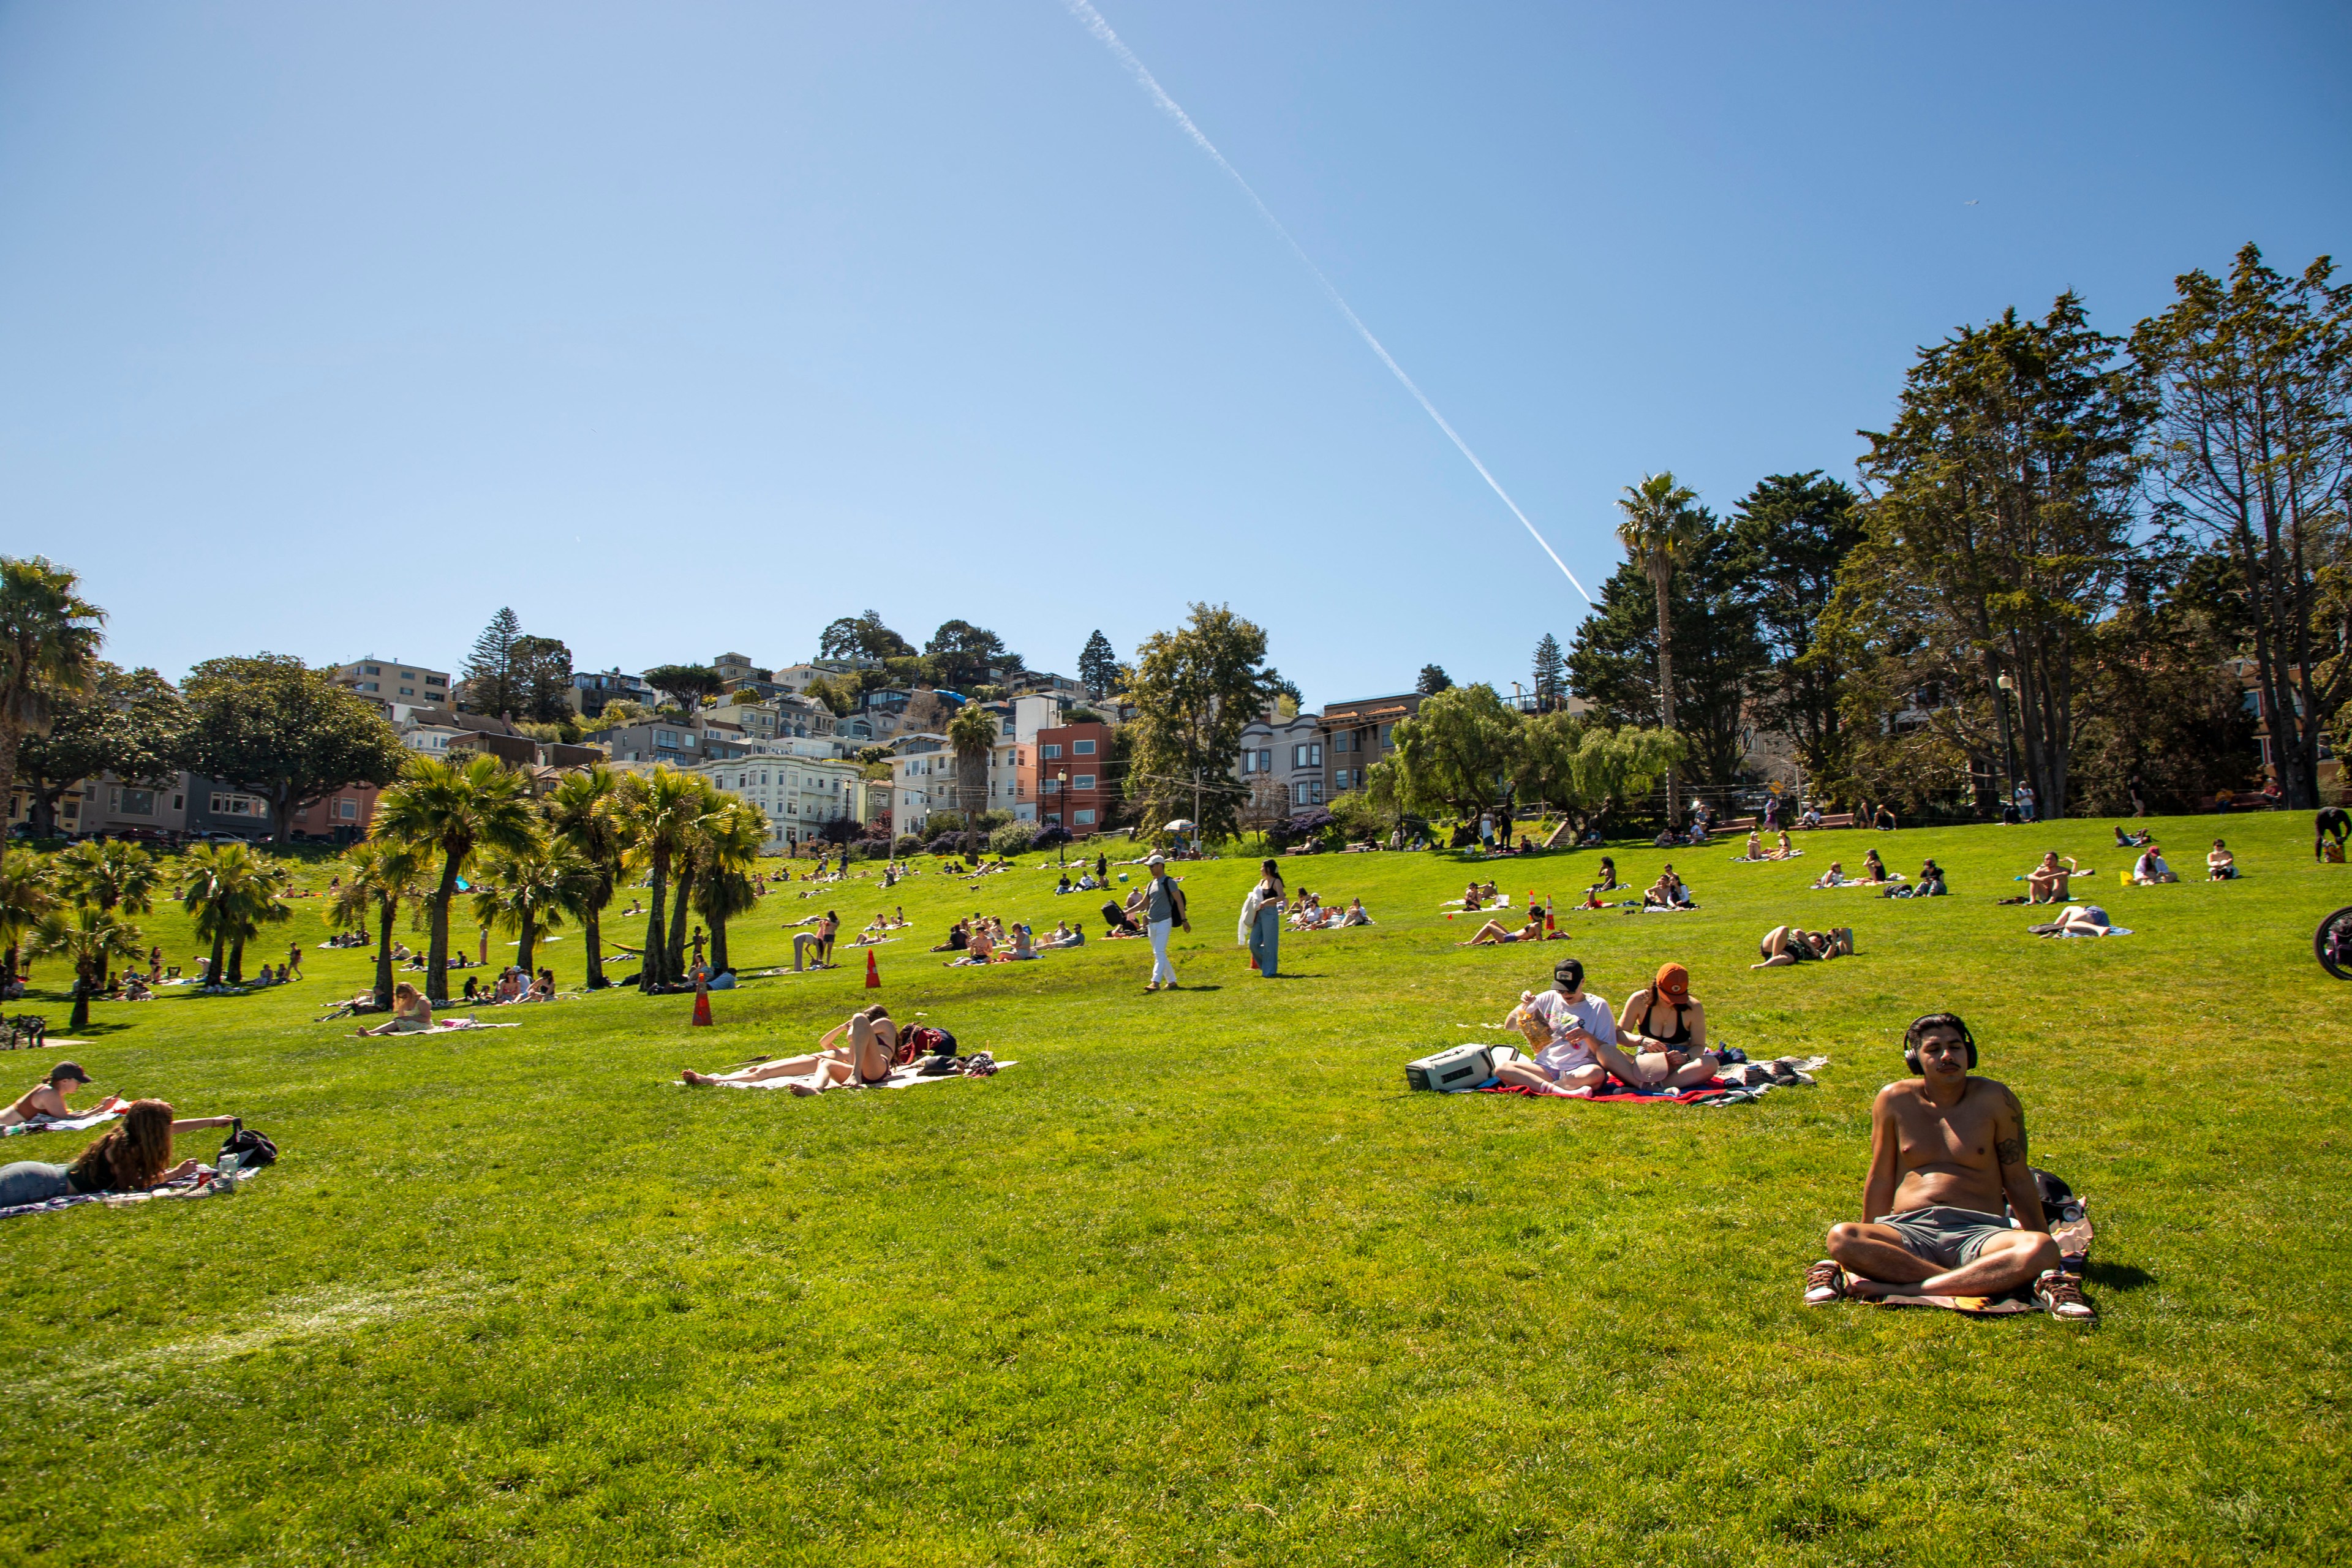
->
[2028,904,2119,938]
[1488,957,1617,1094]
[356,982,432,1036]
[0,1099,241,1208]
[1,1062,119,1128]
[1457,910,1561,946]
[680,1005,899,1096]
[1805,1014,2094,1320]
[1811,861,1849,889]
[1752,925,1850,967]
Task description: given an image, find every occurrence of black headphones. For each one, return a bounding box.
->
[1902,1012,1977,1073]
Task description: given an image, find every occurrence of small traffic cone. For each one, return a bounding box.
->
[692,989,712,1027]
[865,949,881,989]
[1250,951,1260,971]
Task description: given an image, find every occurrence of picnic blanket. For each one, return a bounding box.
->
[2038,926,2133,938]
[680,1060,1017,1091]
[0,1164,261,1221]
[1,1110,120,1140]
[1468,1055,1828,1106]
[1728,851,1804,862]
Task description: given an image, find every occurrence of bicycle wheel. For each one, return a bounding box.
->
[2320,907,2352,981]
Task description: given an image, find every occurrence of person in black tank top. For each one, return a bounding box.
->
[1608,962,1720,1090]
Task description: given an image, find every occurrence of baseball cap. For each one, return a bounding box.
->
[1653,962,1691,1001]
[1146,853,1165,866]
[48,1061,90,1086]
[1551,956,1585,990]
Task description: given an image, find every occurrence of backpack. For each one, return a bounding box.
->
[217,1122,277,1169]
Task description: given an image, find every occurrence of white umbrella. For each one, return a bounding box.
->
[1163,819,1195,832]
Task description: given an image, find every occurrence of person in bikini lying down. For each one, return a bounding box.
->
[1457,910,1562,946]
[1489,957,1617,1093]
[681,1005,899,1095]
[1752,925,1851,967]
[1806,1013,2092,1320]
[2029,903,2119,937]
[0,1062,122,1128]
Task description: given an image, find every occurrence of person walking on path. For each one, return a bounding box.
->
[1142,853,1190,992]
[1240,860,1285,978]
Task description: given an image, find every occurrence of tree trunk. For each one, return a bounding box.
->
[583,900,606,989]
[372,892,397,1009]
[666,865,695,976]
[710,912,730,976]
[228,936,246,986]
[207,925,227,989]
[516,920,537,978]
[640,850,669,990]
[1653,568,1679,824]
[427,852,463,1005]
[0,719,19,876]
[69,979,91,1033]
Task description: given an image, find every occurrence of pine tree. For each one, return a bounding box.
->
[1416,664,1452,696]
[461,608,523,715]
[1078,630,1120,698]
[1531,635,1566,707]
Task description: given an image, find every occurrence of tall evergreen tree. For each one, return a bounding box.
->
[1728,473,1869,783]
[1416,665,1452,696]
[459,608,524,715]
[512,636,575,723]
[1078,630,1120,698]
[1530,635,1566,708]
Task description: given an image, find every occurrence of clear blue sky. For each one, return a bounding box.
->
[4,1,2346,708]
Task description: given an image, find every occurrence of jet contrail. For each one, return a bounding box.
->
[1060,0,1594,604]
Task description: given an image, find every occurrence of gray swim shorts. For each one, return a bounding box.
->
[1874,1205,2013,1269]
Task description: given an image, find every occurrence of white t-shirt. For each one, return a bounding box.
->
[1524,990,1616,1074]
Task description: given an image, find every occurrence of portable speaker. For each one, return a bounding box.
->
[1404,1043,1493,1093]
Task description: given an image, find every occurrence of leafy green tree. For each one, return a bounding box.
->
[14,663,192,835]
[1078,631,1120,699]
[927,622,1019,692]
[328,837,426,1009]
[544,764,627,989]
[0,853,58,986]
[1727,473,1868,784]
[614,766,709,991]
[1531,635,1566,709]
[1568,524,1763,792]
[370,753,539,1003]
[643,665,723,711]
[513,636,576,723]
[0,556,105,872]
[1852,293,2149,818]
[53,839,159,916]
[2134,244,2351,809]
[946,703,1001,859]
[1613,473,1708,819]
[1123,604,1283,841]
[177,840,290,987]
[660,774,728,977]
[31,904,145,1031]
[184,655,409,845]
[472,835,597,979]
[819,610,914,662]
[459,608,525,715]
[1387,684,1523,823]
[1415,665,1452,696]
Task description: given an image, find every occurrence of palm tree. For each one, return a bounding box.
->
[614,766,707,991]
[689,799,769,975]
[470,836,595,979]
[328,839,426,1009]
[663,775,726,978]
[178,840,287,989]
[946,702,998,859]
[0,557,105,875]
[544,765,626,989]
[1614,472,1705,823]
[371,754,538,1004]
[0,853,58,989]
[29,905,145,1031]
[53,839,160,916]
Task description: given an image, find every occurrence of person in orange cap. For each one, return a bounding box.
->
[1604,962,1719,1089]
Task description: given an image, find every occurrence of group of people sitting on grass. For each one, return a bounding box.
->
[458,967,555,1005]
[1738,831,1802,861]
[935,914,1041,964]
[0,1082,244,1208]
[1489,956,1722,1093]
[1643,866,1696,909]
[678,1004,996,1095]
[1286,889,1371,930]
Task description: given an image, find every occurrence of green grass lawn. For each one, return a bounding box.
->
[2,811,2348,1566]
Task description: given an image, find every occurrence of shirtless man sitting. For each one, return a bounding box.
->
[2025,852,2087,903]
[1805,1013,2094,1320]
[0,1062,121,1128]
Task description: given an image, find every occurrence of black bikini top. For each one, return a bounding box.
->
[1638,993,1694,1047]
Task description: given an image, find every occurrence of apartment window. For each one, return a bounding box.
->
[1041,778,1060,794]
[1295,742,1322,767]
[1333,731,1351,753]
[1380,725,1393,745]
[172,794,184,810]
[1074,809,1096,826]
[1041,744,1061,760]
[399,671,415,680]
[1074,775,1095,790]
[110,787,156,816]
[426,674,445,687]
[657,729,679,747]
[1073,739,1096,755]
[364,665,380,675]
[1335,769,1351,791]
[1046,812,1062,825]
[209,793,268,818]
[1258,749,1272,773]
[399,688,415,697]
[338,799,358,820]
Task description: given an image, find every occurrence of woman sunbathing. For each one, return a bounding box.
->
[1754,924,1850,966]
[1860,848,1893,884]
[1743,832,1765,860]
[1458,911,1558,946]
[357,982,432,1036]
[1337,897,1372,927]
[1811,861,1849,889]
[681,1005,899,1095]
[2030,903,2120,937]
[2207,840,2237,880]
[1588,858,1622,894]
[1608,963,1719,1088]
[0,1099,241,1208]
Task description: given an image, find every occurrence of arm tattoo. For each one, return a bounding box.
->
[1997,1108,2028,1167]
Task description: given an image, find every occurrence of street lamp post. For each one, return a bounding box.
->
[1057,771,1068,867]
[1994,673,2020,816]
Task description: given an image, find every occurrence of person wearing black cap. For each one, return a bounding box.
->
[0,1063,117,1128]
[1490,957,1618,1093]
[1804,1013,2094,1321]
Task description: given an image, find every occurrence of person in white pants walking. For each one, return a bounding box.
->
[1140,853,1191,992]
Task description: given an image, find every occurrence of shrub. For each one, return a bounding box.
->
[894,834,926,858]
[926,832,962,857]
[925,810,965,837]
[990,820,1038,856]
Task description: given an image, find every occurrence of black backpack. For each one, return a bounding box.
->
[218,1121,278,1168]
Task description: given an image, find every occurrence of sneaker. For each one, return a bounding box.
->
[1803,1259,1848,1305]
[2034,1270,2097,1322]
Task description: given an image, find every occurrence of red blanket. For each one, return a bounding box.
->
[1477,1078,1734,1104]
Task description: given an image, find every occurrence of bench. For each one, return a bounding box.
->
[1808,813,1858,829]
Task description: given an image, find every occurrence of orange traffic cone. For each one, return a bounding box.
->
[692,989,712,1027]
[865,949,881,989]
[1250,951,1260,971]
